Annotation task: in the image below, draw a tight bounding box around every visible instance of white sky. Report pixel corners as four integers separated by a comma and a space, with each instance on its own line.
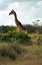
0, 0, 42, 26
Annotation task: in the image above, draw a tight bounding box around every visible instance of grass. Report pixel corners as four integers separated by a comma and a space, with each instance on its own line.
0, 43, 42, 65
0, 42, 26, 60
0, 33, 42, 65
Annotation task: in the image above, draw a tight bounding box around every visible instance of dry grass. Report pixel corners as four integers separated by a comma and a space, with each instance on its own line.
0, 45, 42, 65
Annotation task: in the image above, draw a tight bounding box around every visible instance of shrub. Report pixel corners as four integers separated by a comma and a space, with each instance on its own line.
0, 31, 31, 45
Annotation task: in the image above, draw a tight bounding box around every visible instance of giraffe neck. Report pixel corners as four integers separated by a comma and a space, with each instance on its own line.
13, 13, 18, 25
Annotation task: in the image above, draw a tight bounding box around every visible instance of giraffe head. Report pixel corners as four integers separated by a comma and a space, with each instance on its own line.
9, 9, 16, 15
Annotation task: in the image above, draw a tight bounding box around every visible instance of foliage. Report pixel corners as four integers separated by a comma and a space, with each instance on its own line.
0, 26, 16, 33
0, 25, 42, 34
25, 24, 42, 33
0, 31, 31, 45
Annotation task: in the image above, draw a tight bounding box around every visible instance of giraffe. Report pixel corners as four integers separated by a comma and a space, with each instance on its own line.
36, 30, 40, 45
9, 9, 27, 33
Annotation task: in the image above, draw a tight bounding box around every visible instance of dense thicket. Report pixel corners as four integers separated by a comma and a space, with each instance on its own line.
25, 25, 42, 33
0, 25, 42, 34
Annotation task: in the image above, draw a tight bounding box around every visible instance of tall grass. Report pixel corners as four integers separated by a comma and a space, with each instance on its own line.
0, 42, 26, 60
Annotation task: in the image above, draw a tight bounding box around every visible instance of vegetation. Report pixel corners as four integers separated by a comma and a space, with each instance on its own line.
0, 24, 42, 34
0, 42, 26, 60
0, 43, 42, 65
0, 25, 42, 65
0, 31, 31, 45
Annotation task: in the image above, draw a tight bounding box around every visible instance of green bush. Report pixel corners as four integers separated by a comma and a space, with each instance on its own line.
0, 31, 31, 45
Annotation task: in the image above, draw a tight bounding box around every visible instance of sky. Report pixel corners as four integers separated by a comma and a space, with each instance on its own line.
0, 0, 42, 26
